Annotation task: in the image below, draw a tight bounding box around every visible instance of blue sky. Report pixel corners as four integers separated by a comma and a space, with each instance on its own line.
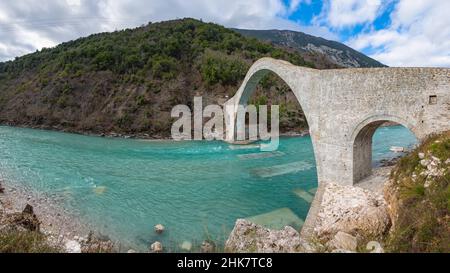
0, 0, 449, 67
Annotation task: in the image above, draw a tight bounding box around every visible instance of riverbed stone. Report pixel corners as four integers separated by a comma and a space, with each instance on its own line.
200, 240, 215, 253
180, 241, 192, 251
154, 224, 165, 234
150, 241, 163, 253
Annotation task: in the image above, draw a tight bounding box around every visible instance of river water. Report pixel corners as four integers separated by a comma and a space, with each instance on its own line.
0, 125, 417, 251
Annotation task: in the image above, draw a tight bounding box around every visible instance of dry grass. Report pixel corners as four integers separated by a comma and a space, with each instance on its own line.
0, 230, 60, 253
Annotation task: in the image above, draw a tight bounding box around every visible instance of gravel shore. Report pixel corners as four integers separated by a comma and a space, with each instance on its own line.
0, 178, 96, 250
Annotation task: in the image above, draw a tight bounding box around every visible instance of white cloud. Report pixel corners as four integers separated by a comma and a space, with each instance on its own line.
319, 0, 384, 28
349, 0, 450, 67
0, 0, 334, 61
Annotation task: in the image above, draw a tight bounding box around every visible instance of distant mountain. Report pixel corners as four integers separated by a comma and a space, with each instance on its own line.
233, 29, 386, 68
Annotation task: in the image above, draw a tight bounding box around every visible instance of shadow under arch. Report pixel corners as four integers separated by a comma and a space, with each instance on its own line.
351, 114, 419, 183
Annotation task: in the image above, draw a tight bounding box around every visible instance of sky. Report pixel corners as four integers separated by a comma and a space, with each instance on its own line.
0, 0, 449, 67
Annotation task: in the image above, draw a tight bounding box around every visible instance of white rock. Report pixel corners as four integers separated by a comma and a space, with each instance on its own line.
180, 241, 192, 251
314, 183, 390, 240
418, 153, 425, 159
445, 158, 450, 165
431, 156, 441, 163
326, 231, 358, 252
127, 249, 137, 253
420, 159, 430, 167
65, 240, 82, 253
150, 241, 163, 253
366, 241, 384, 253
154, 224, 165, 234
225, 219, 314, 253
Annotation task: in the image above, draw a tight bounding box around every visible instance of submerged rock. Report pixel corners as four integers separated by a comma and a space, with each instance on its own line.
225, 219, 314, 253
200, 240, 215, 253
314, 183, 390, 241
180, 241, 192, 251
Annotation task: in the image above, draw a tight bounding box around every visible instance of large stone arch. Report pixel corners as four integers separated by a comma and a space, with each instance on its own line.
225, 57, 450, 187
224, 58, 319, 143
223, 57, 322, 181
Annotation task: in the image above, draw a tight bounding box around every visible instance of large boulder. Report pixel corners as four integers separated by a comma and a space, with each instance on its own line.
0, 204, 41, 232
225, 219, 314, 253
65, 240, 82, 253
314, 183, 390, 241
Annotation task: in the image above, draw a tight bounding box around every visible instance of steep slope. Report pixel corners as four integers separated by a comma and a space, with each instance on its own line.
234, 29, 385, 68
384, 131, 450, 252
0, 18, 339, 138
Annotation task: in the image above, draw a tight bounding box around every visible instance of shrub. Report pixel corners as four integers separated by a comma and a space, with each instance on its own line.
201, 51, 248, 86
0, 230, 60, 253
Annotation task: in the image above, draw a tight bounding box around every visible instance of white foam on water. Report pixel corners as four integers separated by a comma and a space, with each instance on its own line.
293, 189, 314, 203
237, 151, 285, 160
245, 207, 304, 230
251, 161, 313, 178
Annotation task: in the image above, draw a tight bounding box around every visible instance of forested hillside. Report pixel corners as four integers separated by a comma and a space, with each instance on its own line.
0, 18, 340, 138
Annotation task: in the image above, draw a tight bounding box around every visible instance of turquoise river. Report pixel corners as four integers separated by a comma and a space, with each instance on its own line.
0, 125, 417, 251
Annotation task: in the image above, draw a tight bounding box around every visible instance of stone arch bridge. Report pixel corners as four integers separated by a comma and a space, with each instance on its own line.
224, 57, 450, 186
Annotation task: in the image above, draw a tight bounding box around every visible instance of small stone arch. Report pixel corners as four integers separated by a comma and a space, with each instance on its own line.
351, 114, 419, 183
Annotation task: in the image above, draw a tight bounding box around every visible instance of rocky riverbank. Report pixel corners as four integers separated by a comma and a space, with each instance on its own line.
0, 179, 116, 253
225, 181, 391, 253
